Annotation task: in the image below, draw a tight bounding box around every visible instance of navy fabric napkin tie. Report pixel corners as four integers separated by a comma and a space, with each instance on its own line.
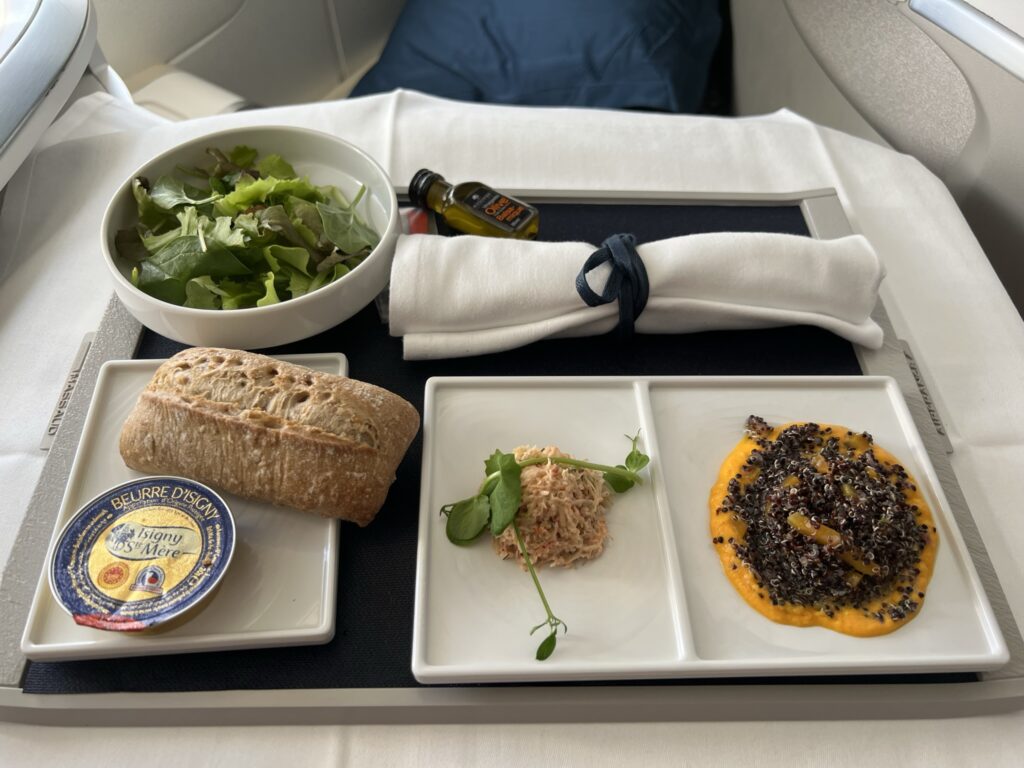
574, 233, 650, 337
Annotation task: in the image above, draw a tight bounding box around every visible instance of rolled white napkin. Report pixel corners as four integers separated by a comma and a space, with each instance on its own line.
388, 231, 885, 359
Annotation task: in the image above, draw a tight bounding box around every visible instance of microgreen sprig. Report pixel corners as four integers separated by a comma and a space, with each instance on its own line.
440, 432, 650, 661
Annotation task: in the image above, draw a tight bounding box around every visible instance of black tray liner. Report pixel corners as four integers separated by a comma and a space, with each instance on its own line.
23, 202, 974, 693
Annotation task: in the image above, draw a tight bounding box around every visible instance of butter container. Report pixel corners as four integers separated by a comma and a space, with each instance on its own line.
49, 476, 234, 632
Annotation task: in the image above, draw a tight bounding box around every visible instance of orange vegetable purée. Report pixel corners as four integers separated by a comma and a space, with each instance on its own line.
708, 422, 938, 636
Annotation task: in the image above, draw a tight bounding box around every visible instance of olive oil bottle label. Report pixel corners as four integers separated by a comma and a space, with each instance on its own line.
464, 186, 532, 232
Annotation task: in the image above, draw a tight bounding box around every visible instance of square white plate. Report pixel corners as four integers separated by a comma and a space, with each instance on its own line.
412, 376, 1008, 684
21, 354, 344, 662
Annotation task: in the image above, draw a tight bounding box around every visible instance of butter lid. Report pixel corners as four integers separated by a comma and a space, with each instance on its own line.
49, 476, 235, 632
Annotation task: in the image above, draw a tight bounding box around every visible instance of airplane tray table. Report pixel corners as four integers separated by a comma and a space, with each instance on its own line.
4, 191, 1021, 724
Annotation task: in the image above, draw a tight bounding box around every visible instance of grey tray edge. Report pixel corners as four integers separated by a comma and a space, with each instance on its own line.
2, 188, 1021, 724
2, 677, 1024, 726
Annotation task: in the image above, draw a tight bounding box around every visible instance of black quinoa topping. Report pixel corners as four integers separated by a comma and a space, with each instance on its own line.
716, 416, 930, 622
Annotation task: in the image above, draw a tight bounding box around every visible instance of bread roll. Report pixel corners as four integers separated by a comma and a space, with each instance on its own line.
119, 348, 419, 526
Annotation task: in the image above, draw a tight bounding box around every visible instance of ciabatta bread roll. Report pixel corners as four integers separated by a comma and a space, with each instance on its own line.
119, 348, 419, 526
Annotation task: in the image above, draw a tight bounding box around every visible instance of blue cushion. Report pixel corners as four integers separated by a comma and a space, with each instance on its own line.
351, 0, 722, 112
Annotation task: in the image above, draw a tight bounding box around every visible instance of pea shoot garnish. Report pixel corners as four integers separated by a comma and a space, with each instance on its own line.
440, 432, 650, 661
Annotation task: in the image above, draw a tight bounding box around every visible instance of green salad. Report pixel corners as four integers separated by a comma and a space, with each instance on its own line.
115, 145, 380, 310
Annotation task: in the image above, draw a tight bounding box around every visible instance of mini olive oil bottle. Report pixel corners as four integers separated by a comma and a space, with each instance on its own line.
408, 169, 539, 239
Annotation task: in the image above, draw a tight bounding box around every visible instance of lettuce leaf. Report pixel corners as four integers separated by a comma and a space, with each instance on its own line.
264, 244, 313, 276
114, 229, 149, 263
287, 268, 313, 298
308, 262, 351, 293
257, 154, 296, 179
119, 145, 379, 310
138, 206, 197, 254
256, 272, 280, 307
213, 175, 321, 216
316, 190, 379, 254
132, 178, 177, 231
183, 276, 225, 309
233, 213, 275, 247
201, 215, 246, 248
219, 278, 265, 310
285, 196, 334, 253
149, 176, 220, 210
256, 205, 316, 254
136, 261, 186, 304
229, 145, 258, 168
148, 236, 251, 281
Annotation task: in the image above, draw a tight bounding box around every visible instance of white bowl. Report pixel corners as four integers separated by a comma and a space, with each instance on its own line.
101, 126, 399, 349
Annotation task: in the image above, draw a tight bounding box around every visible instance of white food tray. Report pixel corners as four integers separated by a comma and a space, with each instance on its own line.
20, 354, 343, 662
412, 376, 1008, 684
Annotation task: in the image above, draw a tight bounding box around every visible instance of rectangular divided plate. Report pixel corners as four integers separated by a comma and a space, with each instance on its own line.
412, 376, 1007, 684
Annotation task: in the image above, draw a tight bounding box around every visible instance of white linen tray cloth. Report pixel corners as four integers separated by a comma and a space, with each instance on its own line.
2, 89, 1023, 763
